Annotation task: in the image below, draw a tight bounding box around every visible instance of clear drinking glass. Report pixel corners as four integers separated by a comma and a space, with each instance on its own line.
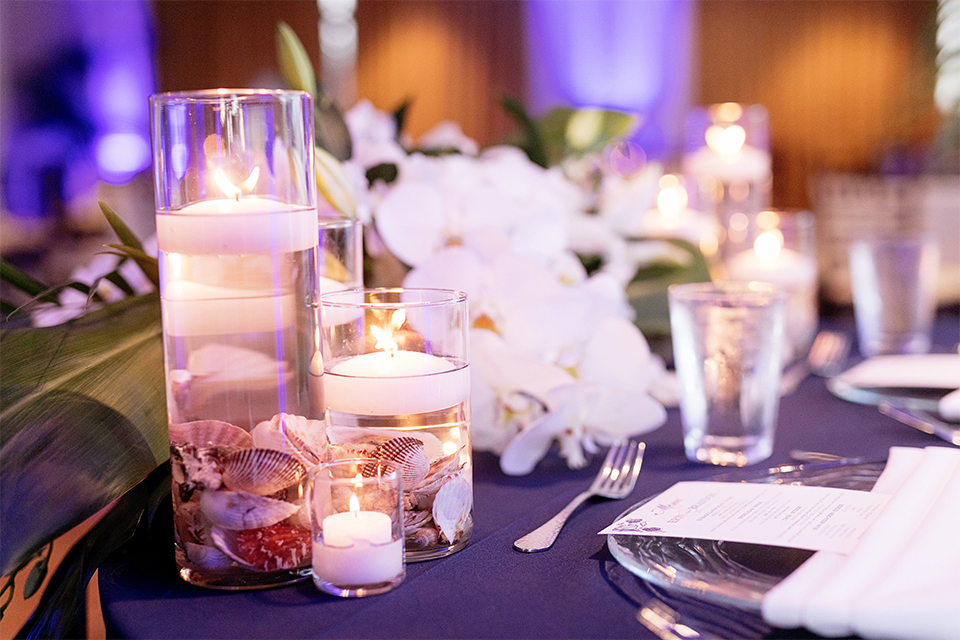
318, 288, 472, 561
849, 235, 940, 357
152, 88, 321, 589
309, 458, 406, 597
669, 282, 787, 466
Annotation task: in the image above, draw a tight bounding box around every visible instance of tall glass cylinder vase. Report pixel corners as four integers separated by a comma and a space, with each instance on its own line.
151, 89, 323, 589
318, 288, 472, 561
682, 102, 772, 254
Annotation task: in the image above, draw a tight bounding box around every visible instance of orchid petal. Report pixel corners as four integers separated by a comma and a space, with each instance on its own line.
471, 329, 574, 403
499, 409, 569, 476
374, 181, 447, 266
404, 246, 484, 301
578, 316, 653, 390
545, 383, 666, 441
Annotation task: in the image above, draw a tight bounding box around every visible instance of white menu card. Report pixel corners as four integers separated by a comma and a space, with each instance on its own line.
600, 481, 890, 554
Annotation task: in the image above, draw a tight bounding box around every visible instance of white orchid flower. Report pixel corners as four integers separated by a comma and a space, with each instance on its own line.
417, 121, 479, 155
374, 151, 576, 269
403, 238, 665, 474
498, 316, 667, 475
344, 99, 407, 170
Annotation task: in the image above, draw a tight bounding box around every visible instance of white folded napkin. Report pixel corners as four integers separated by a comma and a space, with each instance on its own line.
833, 354, 960, 390
761, 446, 960, 640
939, 388, 960, 421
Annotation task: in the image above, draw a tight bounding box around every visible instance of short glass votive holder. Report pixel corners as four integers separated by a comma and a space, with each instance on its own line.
309, 458, 405, 597
318, 288, 473, 562
721, 209, 818, 366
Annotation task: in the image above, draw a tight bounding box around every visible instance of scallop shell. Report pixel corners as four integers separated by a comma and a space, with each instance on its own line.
412, 449, 462, 495
409, 526, 439, 549
251, 413, 326, 467
184, 541, 235, 569
432, 476, 472, 544
200, 489, 300, 530
403, 508, 433, 534
169, 420, 252, 449
363, 436, 430, 489
221, 449, 305, 496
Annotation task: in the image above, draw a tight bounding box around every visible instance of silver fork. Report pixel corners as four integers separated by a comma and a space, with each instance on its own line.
513, 440, 645, 553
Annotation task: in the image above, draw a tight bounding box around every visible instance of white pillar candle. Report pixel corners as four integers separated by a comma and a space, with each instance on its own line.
726, 236, 818, 362
325, 351, 470, 416
157, 197, 318, 255
312, 538, 403, 586
161, 280, 296, 336
313, 505, 402, 586
725, 246, 817, 289
683, 144, 772, 184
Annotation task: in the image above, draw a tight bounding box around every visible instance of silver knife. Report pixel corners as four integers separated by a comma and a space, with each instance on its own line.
879, 401, 960, 446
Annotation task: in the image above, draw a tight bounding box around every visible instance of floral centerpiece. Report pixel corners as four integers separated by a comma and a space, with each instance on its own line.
0, 23, 712, 636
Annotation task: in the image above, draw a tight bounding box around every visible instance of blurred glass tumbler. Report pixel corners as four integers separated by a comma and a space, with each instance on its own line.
849, 236, 940, 357
152, 89, 321, 589
309, 459, 405, 597
319, 288, 472, 561
669, 282, 787, 466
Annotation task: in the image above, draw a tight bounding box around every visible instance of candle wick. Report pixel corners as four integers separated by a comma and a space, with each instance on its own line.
234, 193, 240, 202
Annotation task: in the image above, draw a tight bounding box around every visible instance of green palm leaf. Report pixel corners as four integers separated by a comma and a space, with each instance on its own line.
0, 293, 168, 577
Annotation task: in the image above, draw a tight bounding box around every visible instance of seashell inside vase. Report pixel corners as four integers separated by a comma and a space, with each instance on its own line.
210, 522, 311, 572
361, 436, 430, 489
200, 489, 300, 530
221, 448, 305, 496
251, 413, 326, 467
432, 475, 472, 544
169, 419, 253, 449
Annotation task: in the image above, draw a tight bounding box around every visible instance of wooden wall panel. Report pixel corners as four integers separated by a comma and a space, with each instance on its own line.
697, 0, 939, 209
354, 0, 525, 146
154, 0, 320, 92
151, 0, 939, 209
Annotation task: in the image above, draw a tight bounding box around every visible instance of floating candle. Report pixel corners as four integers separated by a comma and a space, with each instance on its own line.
313, 496, 403, 587
325, 351, 470, 416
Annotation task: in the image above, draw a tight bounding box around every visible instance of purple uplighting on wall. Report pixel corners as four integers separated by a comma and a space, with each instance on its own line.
524, 0, 696, 160
1, 0, 155, 221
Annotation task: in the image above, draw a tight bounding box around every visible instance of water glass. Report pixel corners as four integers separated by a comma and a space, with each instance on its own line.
669, 282, 787, 466
848, 235, 940, 357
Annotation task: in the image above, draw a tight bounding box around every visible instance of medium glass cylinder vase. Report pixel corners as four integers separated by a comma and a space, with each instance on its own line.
318, 288, 473, 561
151, 88, 322, 589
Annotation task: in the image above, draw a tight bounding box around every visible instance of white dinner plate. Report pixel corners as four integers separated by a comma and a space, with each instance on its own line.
607, 459, 886, 612
826, 354, 960, 411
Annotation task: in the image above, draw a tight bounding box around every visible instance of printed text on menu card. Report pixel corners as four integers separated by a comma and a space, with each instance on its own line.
600, 482, 890, 553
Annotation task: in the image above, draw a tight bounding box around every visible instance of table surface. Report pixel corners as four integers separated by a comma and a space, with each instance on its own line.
98, 309, 960, 639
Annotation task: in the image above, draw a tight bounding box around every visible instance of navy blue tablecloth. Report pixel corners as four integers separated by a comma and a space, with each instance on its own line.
98, 310, 959, 639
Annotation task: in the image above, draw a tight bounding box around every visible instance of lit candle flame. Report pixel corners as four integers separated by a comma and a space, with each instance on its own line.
705, 124, 746, 156
754, 230, 783, 260
656, 174, 688, 225
215, 167, 259, 201
349, 494, 360, 516
371, 309, 405, 355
